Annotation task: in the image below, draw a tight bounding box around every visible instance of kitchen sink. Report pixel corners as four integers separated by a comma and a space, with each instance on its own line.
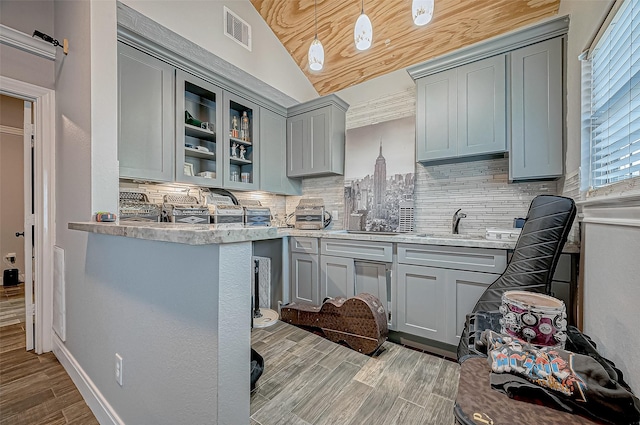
414, 233, 484, 240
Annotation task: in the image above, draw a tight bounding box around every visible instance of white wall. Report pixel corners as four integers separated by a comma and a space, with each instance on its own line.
120, 0, 317, 103
0, 95, 25, 277
581, 216, 640, 393
0, 0, 55, 89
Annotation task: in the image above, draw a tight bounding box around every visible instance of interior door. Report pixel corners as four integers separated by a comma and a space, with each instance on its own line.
23, 100, 34, 351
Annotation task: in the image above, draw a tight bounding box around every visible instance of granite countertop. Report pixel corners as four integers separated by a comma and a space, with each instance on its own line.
68, 222, 278, 245
69, 222, 580, 253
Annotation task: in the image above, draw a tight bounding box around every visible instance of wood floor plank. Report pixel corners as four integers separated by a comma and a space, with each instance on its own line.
316, 342, 369, 370
345, 384, 401, 425
422, 393, 456, 425
291, 361, 361, 424
431, 360, 460, 401
384, 397, 427, 425
399, 353, 444, 407
0, 388, 56, 417
251, 392, 270, 416
252, 364, 330, 425
353, 342, 401, 386
313, 380, 373, 425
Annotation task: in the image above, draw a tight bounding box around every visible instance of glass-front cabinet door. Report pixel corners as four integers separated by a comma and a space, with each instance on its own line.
176, 69, 223, 187
223, 91, 259, 190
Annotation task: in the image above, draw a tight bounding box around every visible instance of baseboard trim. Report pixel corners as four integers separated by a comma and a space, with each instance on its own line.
52, 334, 124, 425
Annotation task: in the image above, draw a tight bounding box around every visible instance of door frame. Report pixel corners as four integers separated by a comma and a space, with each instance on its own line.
1, 76, 55, 354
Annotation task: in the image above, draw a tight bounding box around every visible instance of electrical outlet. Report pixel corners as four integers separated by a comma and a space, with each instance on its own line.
115, 353, 123, 386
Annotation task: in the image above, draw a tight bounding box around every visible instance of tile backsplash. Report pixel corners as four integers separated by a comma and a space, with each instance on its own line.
121, 88, 568, 238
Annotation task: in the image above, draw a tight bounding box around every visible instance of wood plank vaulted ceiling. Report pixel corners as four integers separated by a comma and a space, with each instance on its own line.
250, 0, 561, 96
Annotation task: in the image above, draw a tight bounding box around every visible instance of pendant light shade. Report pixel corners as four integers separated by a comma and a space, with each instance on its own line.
412, 0, 434, 26
308, 37, 324, 71
354, 0, 372, 51
308, 0, 324, 71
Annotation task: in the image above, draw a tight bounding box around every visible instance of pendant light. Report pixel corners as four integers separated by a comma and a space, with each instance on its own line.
308, 0, 324, 71
354, 0, 372, 51
412, 0, 434, 26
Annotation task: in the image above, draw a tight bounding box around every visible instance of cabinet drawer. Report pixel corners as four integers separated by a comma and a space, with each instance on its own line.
290, 237, 319, 254
321, 239, 392, 262
397, 243, 507, 274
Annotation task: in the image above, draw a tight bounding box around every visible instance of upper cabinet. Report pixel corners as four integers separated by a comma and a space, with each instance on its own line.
408, 16, 568, 180
510, 37, 563, 181
286, 94, 349, 178
259, 108, 302, 195
415, 55, 506, 162
176, 69, 223, 187
118, 42, 174, 182
222, 92, 259, 191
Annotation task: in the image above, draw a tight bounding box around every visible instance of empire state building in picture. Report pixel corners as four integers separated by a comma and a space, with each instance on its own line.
373, 140, 386, 218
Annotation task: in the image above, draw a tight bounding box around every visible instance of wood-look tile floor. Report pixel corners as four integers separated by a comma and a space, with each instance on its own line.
0, 285, 98, 425
251, 321, 459, 425
0, 283, 26, 328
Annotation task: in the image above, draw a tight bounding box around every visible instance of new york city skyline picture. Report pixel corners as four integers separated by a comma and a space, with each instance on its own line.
343, 116, 415, 233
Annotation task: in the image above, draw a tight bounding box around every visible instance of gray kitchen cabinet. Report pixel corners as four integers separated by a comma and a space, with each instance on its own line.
415, 68, 457, 161
445, 269, 501, 345
510, 37, 563, 180
259, 108, 302, 195
414, 55, 506, 163
286, 94, 349, 177
320, 255, 355, 300
397, 243, 506, 345
175, 69, 223, 187
354, 261, 389, 319
223, 91, 259, 190
397, 263, 500, 345
396, 264, 448, 342
118, 42, 174, 182
290, 237, 320, 305
457, 55, 506, 157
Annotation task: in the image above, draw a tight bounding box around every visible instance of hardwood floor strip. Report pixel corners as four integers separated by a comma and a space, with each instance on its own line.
346, 384, 401, 425
353, 341, 401, 386
384, 397, 427, 425
313, 380, 373, 425
252, 364, 330, 425
431, 360, 461, 401
291, 361, 361, 424
422, 393, 456, 425
316, 342, 369, 370
398, 353, 444, 407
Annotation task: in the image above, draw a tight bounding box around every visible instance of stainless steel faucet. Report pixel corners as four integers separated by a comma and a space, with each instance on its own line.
452, 209, 467, 234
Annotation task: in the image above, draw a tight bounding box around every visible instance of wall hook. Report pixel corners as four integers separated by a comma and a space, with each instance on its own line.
32, 30, 68, 55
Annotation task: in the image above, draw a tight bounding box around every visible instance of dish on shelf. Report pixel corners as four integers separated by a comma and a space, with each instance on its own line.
195, 146, 210, 152
184, 147, 215, 159
198, 171, 216, 179
183, 162, 194, 176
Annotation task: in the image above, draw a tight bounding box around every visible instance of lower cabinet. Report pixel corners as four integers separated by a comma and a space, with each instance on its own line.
396, 264, 500, 346
320, 255, 354, 300
396, 264, 448, 342
290, 252, 319, 305
319, 256, 388, 304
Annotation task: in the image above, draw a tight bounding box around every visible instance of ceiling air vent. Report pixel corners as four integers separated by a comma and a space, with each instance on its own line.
224, 6, 252, 51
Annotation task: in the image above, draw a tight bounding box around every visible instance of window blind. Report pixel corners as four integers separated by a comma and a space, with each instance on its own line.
588, 0, 639, 188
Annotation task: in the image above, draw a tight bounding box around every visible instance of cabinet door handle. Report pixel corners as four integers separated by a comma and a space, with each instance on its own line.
15, 232, 25, 237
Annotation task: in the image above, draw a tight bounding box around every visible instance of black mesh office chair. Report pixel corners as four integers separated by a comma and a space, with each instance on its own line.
457, 195, 577, 360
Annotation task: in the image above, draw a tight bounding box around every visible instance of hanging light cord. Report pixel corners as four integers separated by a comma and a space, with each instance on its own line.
361, 0, 364, 14
314, 0, 318, 39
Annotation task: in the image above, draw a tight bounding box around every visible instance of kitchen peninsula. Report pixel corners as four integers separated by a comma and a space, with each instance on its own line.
69, 222, 277, 425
